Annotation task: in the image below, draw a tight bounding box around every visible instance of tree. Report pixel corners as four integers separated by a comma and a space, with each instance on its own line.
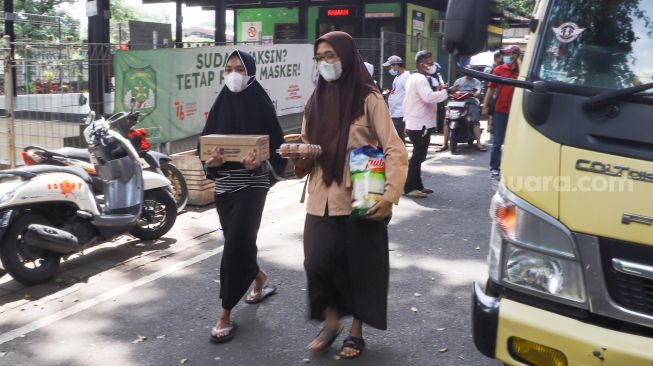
497, 0, 535, 16
2, 0, 81, 41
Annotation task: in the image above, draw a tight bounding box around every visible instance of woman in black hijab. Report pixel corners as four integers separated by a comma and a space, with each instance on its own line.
201, 49, 286, 343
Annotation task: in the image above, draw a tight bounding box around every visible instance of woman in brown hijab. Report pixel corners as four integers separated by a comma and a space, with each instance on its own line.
294, 31, 408, 359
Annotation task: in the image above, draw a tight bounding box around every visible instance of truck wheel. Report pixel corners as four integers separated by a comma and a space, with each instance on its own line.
160, 162, 188, 213
0, 214, 61, 285
130, 189, 177, 241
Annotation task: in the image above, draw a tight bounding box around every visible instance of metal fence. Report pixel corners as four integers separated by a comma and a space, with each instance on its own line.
0, 33, 437, 167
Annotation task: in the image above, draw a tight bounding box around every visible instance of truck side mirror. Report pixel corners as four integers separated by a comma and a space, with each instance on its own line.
444, 0, 490, 56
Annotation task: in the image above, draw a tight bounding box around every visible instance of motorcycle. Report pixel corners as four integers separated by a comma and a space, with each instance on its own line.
0, 111, 177, 285
445, 91, 481, 153
21, 105, 189, 213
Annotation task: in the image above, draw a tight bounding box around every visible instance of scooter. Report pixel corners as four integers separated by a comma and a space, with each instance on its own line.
445, 91, 481, 153
21, 106, 188, 213
0, 111, 177, 285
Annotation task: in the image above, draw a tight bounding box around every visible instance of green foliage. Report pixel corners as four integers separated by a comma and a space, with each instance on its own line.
497, 0, 536, 16
42, 69, 55, 81
5, 0, 81, 41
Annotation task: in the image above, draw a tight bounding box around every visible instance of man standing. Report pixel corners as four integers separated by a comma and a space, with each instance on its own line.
383, 55, 410, 141
482, 51, 504, 141
482, 45, 521, 178
403, 50, 458, 198
439, 67, 486, 152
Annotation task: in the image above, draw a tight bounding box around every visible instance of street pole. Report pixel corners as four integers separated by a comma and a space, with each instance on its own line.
175, 0, 183, 48
379, 28, 384, 89
4, 35, 16, 168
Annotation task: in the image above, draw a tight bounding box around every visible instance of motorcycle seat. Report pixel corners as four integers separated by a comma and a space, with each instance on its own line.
4, 165, 93, 184
50, 147, 91, 161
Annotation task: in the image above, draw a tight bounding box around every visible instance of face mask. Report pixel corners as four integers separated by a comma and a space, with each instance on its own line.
427, 64, 437, 75
318, 60, 343, 82
503, 56, 513, 65
389, 68, 398, 76
225, 72, 249, 93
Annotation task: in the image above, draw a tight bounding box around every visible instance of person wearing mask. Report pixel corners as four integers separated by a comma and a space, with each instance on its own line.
482, 51, 504, 141
482, 45, 521, 178
428, 63, 447, 134
382, 55, 410, 142
438, 66, 486, 152
403, 50, 458, 198
201, 50, 287, 343
293, 31, 408, 359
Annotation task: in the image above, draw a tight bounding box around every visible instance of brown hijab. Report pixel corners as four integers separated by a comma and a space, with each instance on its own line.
305, 31, 377, 186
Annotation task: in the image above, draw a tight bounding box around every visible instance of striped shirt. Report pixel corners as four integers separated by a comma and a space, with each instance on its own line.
213, 167, 270, 195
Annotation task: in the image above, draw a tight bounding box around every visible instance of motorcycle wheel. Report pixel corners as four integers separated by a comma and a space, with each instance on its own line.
130, 188, 177, 241
160, 162, 188, 213
0, 214, 61, 285
450, 131, 458, 154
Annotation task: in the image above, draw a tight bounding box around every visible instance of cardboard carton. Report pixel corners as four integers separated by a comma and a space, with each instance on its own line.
199, 134, 270, 162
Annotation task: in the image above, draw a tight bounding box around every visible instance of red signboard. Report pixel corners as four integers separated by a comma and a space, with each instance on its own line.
327, 9, 350, 16
320, 6, 357, 18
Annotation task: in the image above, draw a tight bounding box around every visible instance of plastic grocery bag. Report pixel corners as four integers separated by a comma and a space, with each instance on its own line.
350, 145, 386, 217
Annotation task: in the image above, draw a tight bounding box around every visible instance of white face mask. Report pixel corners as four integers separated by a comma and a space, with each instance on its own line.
318, 60, 343, 82
225, 72, 249, 93
427, 64, 437, 75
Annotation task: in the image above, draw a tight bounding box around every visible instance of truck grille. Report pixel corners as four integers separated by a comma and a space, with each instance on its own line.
601, 238, 653, 317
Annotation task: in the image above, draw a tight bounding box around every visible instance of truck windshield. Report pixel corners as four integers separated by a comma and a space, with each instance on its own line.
536, 0, 653, 90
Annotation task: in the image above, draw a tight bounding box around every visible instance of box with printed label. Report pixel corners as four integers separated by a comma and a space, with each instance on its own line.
199, 134, 270, 162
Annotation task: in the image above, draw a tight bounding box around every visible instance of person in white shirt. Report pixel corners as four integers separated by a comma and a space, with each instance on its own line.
402, 50, 458, 198
382, 55, 410, 142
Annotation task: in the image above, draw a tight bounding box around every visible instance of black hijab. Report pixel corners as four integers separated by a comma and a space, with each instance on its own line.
201, 50, 286, 175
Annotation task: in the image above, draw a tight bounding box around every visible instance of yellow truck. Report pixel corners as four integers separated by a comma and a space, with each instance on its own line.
444, 1, 653, 365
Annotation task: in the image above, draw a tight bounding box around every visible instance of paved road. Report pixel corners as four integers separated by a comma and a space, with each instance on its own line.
0, 135, 500, 366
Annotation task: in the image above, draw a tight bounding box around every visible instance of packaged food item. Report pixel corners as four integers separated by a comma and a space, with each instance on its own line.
200, 134, 269, 162
278, 143, 322, 159
350, 146, 385, 217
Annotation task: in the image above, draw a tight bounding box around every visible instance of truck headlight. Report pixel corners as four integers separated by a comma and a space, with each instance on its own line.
488, 183, 587, 307
504, 244, 586, 303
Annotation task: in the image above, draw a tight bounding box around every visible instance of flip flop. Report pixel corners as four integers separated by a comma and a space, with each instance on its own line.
209, 321, 238, 344
476, 146, 487, 152
339, 336, 366, 359
244, 285, 277, 304
436, 147, 449, 152
309, 324, 343, 355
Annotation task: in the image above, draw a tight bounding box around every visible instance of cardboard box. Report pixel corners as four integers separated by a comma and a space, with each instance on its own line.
199, 134, 270, 162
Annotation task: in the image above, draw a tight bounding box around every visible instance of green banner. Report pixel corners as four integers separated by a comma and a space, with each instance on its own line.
114, 44, 315, 143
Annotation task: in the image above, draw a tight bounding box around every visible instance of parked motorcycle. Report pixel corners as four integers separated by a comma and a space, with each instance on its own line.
21, 106, 189, 213
445, 91, 481, 153
0, 112, 177, 285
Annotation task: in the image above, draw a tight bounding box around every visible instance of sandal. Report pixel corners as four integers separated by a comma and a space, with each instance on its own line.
476, 145, 487, 152
209, 321, 238, 344
436, 146, 449, 152
245, 285, 277, 304
339, 336, 366, 359
309, 324, 343, 355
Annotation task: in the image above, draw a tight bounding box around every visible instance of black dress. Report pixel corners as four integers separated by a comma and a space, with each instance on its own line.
200, 50, 286, 311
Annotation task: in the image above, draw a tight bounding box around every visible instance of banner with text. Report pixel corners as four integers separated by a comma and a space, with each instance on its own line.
114, 44, 316, 143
